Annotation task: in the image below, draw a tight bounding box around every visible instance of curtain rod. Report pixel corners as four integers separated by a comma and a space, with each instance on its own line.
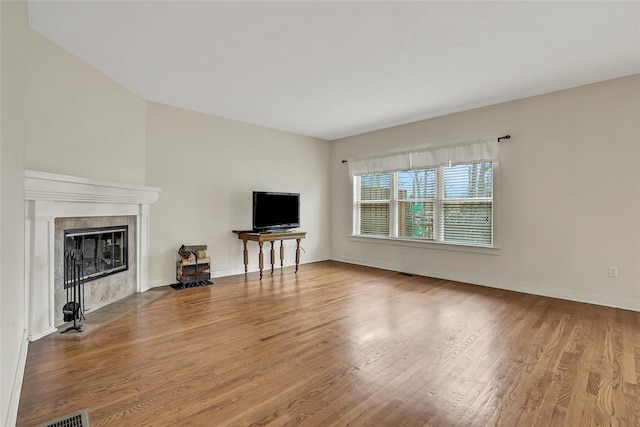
341, 135, 510, 163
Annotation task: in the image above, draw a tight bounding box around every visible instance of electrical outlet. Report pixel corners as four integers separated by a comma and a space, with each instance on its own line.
608, 266, 618, 278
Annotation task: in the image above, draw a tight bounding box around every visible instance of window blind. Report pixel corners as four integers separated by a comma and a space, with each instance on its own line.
439, 162, 493, 245
439, 163, 493, 245
357, 173, 391, 236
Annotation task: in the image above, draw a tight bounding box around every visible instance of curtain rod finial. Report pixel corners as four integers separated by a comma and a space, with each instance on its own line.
498, 135, 511, 142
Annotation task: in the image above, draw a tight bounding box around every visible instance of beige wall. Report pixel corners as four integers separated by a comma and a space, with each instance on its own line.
26, 30, 147, 185
331, 74, 640, 310
1, 2, 28, 425
145, 103, 331, 284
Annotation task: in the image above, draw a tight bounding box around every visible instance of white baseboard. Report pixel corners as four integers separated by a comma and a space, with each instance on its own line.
211, 257, 327, 279
147, 258, 329, 289
28, 326, 57, 342
5, 328, 29, 427
332, 255, 640, 312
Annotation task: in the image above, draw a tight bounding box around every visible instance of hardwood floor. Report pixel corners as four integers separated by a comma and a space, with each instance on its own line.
17, 261, 640, 426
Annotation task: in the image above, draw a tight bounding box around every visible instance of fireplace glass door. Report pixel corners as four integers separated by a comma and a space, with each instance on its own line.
64, 226, 128, 286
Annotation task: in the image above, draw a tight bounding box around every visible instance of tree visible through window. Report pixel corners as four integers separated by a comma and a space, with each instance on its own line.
354, 162, 493, 246
397, 169, 435, 239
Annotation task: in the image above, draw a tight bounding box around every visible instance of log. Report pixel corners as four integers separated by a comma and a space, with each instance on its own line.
177, 263, 210, 282
180, 244, 207, 252
177, 257, 211, 266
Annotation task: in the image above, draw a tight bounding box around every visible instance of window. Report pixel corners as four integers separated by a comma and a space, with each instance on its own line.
356, 173, 391, 236
354, 162, 493, 246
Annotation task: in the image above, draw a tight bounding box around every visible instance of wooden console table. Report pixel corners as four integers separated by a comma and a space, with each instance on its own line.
233, 230, 306, 279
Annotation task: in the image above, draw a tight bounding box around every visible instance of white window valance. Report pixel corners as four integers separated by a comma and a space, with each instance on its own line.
347, 138, 499, 176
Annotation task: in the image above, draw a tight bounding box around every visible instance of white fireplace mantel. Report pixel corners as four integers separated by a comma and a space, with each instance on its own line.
24, 170, 161, 341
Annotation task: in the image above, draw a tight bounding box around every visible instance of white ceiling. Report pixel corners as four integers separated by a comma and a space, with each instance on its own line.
28, 1, 640, 141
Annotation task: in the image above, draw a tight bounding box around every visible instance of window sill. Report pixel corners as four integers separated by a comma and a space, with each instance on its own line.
349, 235, 500, 255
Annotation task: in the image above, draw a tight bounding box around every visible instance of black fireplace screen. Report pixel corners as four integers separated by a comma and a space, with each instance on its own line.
64, 225, 128, 287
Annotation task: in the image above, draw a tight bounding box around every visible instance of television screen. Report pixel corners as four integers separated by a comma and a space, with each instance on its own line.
252, 191, 300, 232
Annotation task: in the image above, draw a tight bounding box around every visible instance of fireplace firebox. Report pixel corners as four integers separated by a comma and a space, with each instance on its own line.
64, 225, 128, 286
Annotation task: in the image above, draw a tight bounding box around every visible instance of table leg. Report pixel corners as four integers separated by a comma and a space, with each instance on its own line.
270, 241, 275, 274
258, 242, 264, 279
280, 240, 285, 269
295, 238, 301, 273
242, 240, 248, 274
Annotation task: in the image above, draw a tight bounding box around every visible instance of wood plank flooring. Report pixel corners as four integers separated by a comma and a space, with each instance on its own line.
16, 261, 640, 426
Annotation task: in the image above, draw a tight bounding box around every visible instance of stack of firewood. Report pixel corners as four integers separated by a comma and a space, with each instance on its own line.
176, 244, 211, 284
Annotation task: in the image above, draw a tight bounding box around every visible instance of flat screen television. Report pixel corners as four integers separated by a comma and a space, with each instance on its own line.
252, 191, 300, 232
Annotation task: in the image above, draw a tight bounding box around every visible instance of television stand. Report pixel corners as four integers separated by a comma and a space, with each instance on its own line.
232, 230, 306, 279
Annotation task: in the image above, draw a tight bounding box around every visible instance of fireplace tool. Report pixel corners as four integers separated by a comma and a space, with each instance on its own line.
61, 248, 86, 333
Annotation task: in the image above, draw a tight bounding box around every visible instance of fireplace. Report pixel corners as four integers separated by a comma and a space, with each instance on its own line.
64, 225, 129, 286
25, 170, 161, 340
54, 218, 136, 327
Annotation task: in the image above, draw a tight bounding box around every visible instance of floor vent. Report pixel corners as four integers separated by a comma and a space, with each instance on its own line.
40, 409, 90, 427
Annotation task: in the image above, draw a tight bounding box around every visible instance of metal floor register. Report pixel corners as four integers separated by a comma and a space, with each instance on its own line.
40, 409, 90, 427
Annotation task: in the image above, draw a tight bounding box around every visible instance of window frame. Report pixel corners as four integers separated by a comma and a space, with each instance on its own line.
352, 161, 500, 253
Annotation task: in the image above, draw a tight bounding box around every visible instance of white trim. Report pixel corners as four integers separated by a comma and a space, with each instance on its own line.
349, 235, 501, 255
27, 326, 58, 341
5, 328, 29, 427
24, 169, 161, 204
331, 255, 640, 312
